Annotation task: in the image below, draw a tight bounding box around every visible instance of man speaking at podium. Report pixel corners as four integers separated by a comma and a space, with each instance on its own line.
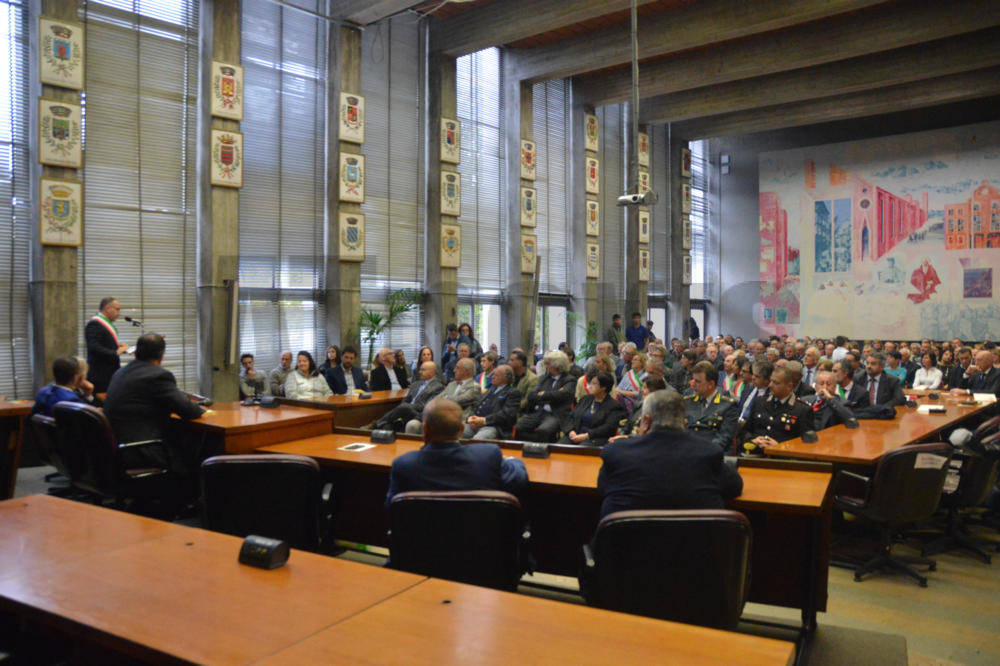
85, 297, 129, 393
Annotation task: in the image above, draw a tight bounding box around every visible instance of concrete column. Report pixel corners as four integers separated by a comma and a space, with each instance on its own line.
424, 50, 458, 349
667, 125, 691, 340
30, 0, 81, 387
196, 0, 240, 399
325, 26, 363, 352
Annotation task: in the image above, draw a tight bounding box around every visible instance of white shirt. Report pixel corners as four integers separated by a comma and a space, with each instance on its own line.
831, 347, 848, 363
913, 366, 943, 390
344, 367, 356, 391
387, 367, 401, 390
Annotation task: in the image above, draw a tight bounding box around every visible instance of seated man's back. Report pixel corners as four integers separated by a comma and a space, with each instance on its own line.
386, 397, 527, 507
597, 390, 742, 519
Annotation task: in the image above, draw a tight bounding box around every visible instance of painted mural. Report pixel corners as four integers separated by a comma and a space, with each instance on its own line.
758, 121, 1000, 341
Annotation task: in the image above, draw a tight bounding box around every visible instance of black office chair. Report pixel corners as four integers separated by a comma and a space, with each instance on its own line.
388, 490, 530, 591
200, 454, 334, 553
580, 509, 752, 630
52, 401, 175, 509
26, 414, 75, 494
834, 442, 953, 586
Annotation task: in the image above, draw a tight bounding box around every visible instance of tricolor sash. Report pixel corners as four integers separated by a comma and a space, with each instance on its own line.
90, 314, 119, 347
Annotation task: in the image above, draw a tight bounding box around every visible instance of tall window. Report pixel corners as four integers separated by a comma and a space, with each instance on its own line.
239, 0, 327, 367
80, 0, 199, 390
531, 78, 570, 297
0, 0, 29, 397
689, 139, 709, 298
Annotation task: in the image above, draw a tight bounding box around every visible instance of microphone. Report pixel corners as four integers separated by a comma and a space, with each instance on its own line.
124, 315, 144, 327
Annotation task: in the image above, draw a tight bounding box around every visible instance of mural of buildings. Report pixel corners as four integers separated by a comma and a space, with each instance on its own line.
945, 180, 1000, 250
759, 192, 788, 289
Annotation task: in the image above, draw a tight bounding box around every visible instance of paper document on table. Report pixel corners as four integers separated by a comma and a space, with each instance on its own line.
913, 453, 947, 470
338, 442, 376, 452
972, 393, 997, 403
916, 404, 946, 414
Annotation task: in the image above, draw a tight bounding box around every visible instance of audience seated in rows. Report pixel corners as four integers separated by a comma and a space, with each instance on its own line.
559, 372, 625, 447
371, 348, 410, 391
32, 355, 97, 417
326, 346, 367, 395
373, 362, 445, 433
238, 353, 270, 399
284, 350, 333, 400
463, 365, 522, 440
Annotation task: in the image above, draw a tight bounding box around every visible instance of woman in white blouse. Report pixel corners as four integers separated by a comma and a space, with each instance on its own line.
284, 350, 334, 400
912, 352, 943, 390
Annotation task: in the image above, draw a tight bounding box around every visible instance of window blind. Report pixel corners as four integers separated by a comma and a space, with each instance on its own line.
597, 104, 625, 324
359, 15, 424, 357
690, 139, 709, 298
0, 0, 29, 398
530, 77, 570, 296
79, 0, 199, 390
238, 0, 326, 368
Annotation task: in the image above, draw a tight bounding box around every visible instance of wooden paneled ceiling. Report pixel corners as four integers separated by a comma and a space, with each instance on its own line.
406, 0, 1000, 138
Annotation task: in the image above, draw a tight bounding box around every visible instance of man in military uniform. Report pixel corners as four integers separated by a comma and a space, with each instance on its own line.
806, 370, 857, 430
740, 364, 815, 456
684, 361, 738, 451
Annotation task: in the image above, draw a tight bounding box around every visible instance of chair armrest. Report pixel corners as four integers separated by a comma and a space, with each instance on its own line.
117, 439, 165, 449
582, 543, 595, 570
833, 469, 871, 506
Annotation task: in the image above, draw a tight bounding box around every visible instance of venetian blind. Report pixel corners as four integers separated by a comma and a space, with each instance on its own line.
238, 0, 327, 368
598, 104, 625, 324
0, 0, 29, 398
359, 14, 424, 358
690, 139, 709, 298
79, 0, 199, 390
530, 77, 570, 296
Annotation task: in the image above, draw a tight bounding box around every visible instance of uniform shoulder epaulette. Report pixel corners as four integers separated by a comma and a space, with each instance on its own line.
718, 393, 736, 403
793, 397, 810, 406
682, 393, 696, 400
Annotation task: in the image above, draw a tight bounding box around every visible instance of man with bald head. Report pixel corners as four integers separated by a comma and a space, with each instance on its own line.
370, 347, 410, 391
463, 365, 522, 440
405, 357, 481, 434
385, 398, 528, 506
372, 361, 445, 433
951, 349, 1000, 395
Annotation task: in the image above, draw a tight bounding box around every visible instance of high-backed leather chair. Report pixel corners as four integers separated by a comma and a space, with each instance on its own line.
52, 401, 172, 507
834, 442, 953, 586
580, 509, 752, 630
28, 414, 68, 480
919, 449, 998, 563
200, 454, 334, 553
388, 490, 530, 591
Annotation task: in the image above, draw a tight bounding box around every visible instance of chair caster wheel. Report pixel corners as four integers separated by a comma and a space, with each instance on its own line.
928, 562, 936, 571
919, 579, 928, 587
853, 572, 862, 582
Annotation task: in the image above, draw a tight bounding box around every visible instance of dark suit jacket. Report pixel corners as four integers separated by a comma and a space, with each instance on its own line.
386, 441, 528, 507
854, 372, 906, 408
805, 394, 855, 431
405, 377, 446, 412
103, 360, 205, 444
795, 382, 816, 398
946, 364, 970, 391
85, 318, 122, 393
325, 365, 368, 394
958, 366, 1000, 394
903, 361, 919, 388
597, 429, 744, 519
370, 365, 410, 391
561, 395, 626, 446
839, 382, 869, 410
472, 385, 522, 438
523, 373, 576, 416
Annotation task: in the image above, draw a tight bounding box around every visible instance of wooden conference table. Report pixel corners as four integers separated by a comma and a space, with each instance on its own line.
260, 432, 833, 631
184, 401, 335, 454
766, 390, 996, 466
0, 400, 32, 500
281, 389, 408, 427
0, 494, 795, 665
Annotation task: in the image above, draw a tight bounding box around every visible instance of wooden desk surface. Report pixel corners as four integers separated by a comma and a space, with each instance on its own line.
185, 400, 333, 433
282, 389, 409, 410
259, 433, 831, 515
261, 577, 795, 666
766, 393, 993, 465
0, 495, 426, 664
0, 400, 32, 417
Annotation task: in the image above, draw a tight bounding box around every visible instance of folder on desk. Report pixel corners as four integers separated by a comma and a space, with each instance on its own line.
916, 404, 946, 414
972, 393, 997, 404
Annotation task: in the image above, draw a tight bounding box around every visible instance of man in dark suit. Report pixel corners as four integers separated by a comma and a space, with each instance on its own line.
738, 360, 772, 421
463, 365, 522, 440
385, 397, 528, 507
444, 342, 479, 383
854, 352, 906, 408
947, 347, 974, 391
370, 348, 410, 391
899, 347, 920, 388
326, 346, 368, 394
85, 297, 129, 393
806, 370, 857, 430
373, 361, 445, 432
597, 389, 743, 519
103, 333, 205, 474
951, 350, 1000, 396
832, 360, 867, 409
559, 372, 626, 447
515, 351, 576, 442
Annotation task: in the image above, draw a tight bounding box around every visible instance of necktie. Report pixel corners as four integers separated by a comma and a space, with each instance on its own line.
869, 378, 877, 405
806, 368, 813, 386
975, 373, 985, 390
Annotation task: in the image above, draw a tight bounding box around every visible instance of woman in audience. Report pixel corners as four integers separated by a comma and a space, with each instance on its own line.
284, 350, 333, 400
938, 348, 955, 374
476, 351, 498, 392
576, 354, 617, 402
458, 322, 483, 359
615, 351, 647, 412
318, 345, 340, 375
559, 372, 626, 447
411, 346, 435, 378
912, 351, 943, 389
884, 350, 908, 384
394, 349, 411, 383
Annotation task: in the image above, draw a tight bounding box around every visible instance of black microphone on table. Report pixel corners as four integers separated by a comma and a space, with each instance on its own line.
123, 315, 144, 327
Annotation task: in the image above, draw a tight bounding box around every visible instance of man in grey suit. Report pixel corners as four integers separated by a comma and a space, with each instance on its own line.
373, 361, 445, 432
405, 358, 481, 434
